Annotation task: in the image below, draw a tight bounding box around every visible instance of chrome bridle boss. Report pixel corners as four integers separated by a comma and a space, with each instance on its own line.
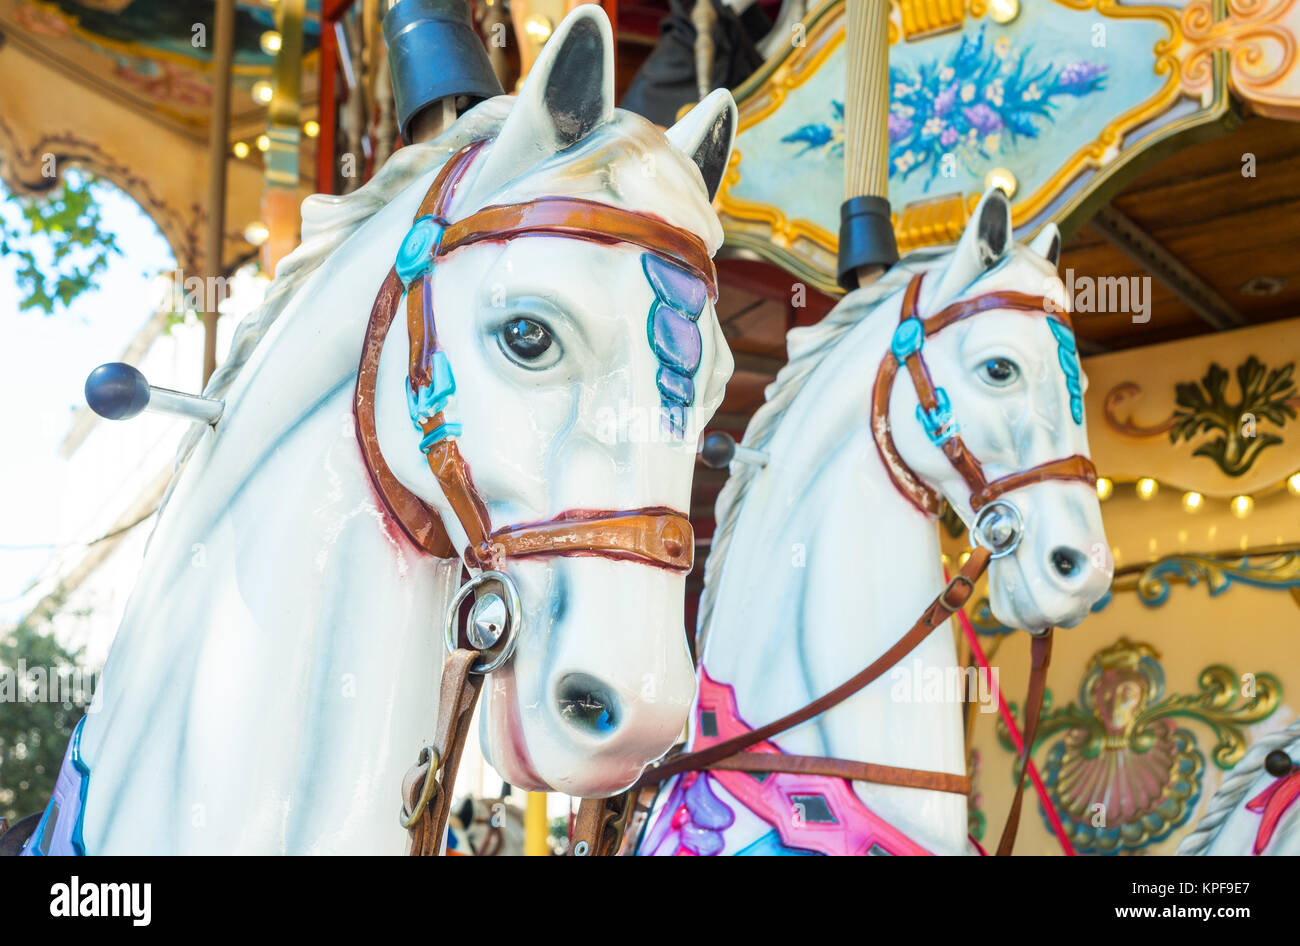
970, 500, 1023, 558
444, 570, 522, 674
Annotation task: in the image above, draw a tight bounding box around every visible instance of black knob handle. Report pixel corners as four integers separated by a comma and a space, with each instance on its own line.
85, 362, 150, 420
1265, 749, 1294, 778
698, 431, 736, 469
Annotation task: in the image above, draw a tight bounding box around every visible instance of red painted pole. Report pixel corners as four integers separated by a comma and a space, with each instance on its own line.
317, 0, 359, 194
317, 21, 338, 193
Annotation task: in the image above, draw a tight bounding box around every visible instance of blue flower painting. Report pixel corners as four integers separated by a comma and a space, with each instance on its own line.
781, 26, 1108, 190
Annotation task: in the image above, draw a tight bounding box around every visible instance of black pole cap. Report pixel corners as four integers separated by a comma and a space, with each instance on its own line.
836, 195, 899, 292
384, 0, 504, 143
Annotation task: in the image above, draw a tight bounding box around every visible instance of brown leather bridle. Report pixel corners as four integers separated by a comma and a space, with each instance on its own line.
353, 140, 724, 855
358, 140, 714, 576
872, 271, 1097, 520
603, 269, 1099, 857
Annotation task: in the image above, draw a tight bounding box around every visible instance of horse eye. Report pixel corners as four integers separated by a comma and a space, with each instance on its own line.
980, 357, 1020, 387
499, 317, 557, 367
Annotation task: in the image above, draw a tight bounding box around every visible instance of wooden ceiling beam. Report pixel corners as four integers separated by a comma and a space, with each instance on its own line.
1089, 204, 1248, 332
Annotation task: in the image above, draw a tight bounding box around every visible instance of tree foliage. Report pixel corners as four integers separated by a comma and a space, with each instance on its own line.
0, 172, 122, 314
0, 600, 88, 823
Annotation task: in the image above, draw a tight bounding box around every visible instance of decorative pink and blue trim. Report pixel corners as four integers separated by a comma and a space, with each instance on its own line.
641, 671, 931, 856
22, 717, 90, 856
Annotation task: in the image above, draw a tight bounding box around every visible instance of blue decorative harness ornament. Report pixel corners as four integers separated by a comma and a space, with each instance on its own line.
892, 316, 958, 445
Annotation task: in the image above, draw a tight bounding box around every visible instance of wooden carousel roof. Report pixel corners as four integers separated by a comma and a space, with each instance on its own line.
0, 0, 326, 275
0, 0, 320, 143
1063, 113, 1300, 353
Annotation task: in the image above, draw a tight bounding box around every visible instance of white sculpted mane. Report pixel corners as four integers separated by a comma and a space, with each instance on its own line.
696, 246, 951, 647
163, 93, 725, 520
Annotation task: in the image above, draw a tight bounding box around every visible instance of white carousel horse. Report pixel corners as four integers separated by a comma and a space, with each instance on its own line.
1178, 717, 1300, 856
635, 191, 1113, 856
20, 7, 738, 855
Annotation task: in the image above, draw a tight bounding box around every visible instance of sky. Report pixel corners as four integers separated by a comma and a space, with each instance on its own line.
0, 177, 176, 620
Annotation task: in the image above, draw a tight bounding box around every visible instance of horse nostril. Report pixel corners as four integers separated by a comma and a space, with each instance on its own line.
1050, 547, 1085, 579
555, 673, 619, 736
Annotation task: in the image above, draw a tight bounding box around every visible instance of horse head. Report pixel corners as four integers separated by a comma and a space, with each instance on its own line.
884, 188, 1112, 632
373, 7, 736, 796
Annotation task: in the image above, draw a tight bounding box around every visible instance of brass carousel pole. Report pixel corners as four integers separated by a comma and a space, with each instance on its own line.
203, 0, 236, 386
262, 0, 307, 275
837, 0, 898, 291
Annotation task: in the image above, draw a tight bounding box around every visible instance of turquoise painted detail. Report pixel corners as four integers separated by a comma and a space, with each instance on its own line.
396, 215, 444, 287
419, 423, 463, 452
735, 829, 821, 856
891, 318, 925, 363
917, 387, 958, 445
641, 254, 707, 438
1048, 318, 1084, 424
407, 351, 456, 428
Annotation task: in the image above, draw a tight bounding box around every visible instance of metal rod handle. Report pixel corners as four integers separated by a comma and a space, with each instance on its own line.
85, 363, 224, 426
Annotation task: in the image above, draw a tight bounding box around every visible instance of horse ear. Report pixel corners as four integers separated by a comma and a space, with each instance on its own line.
463, 6, 615, 205
1030, 223, 1061, 269
665, 89, 738, 202
928, 187, 1013, 306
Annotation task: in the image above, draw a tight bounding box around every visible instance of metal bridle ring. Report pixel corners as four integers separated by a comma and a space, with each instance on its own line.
444, 569, 522, 674
970, 500, 1024, 559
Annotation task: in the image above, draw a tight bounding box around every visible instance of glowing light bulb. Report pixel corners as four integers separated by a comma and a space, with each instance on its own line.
990, 0, 1021, 24
1182, 491, 1203, 512
243, 222, 270, 247
1231, 495, 1254, 518
253, 80, 274, 105
984, 167, 1018, 199
1136, 478, 1158, 500
256, 134, 271, 152
1095, 477, 1113, 501
260, 31, 282, 55
303, 120, 320, 138
1288, 472, 1300, 496
232, 141, 250, 159
524, 14, 553, 41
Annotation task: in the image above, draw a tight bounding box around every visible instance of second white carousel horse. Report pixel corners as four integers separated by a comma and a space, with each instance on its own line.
635, 190, 1113, 855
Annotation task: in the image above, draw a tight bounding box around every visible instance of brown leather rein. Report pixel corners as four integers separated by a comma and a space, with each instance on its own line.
353, 140, 724, 855
611, 270, 1097, 857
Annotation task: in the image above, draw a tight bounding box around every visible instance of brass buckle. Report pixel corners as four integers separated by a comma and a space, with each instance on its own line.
940, 573, 975, 611
400, 745, 441, 830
